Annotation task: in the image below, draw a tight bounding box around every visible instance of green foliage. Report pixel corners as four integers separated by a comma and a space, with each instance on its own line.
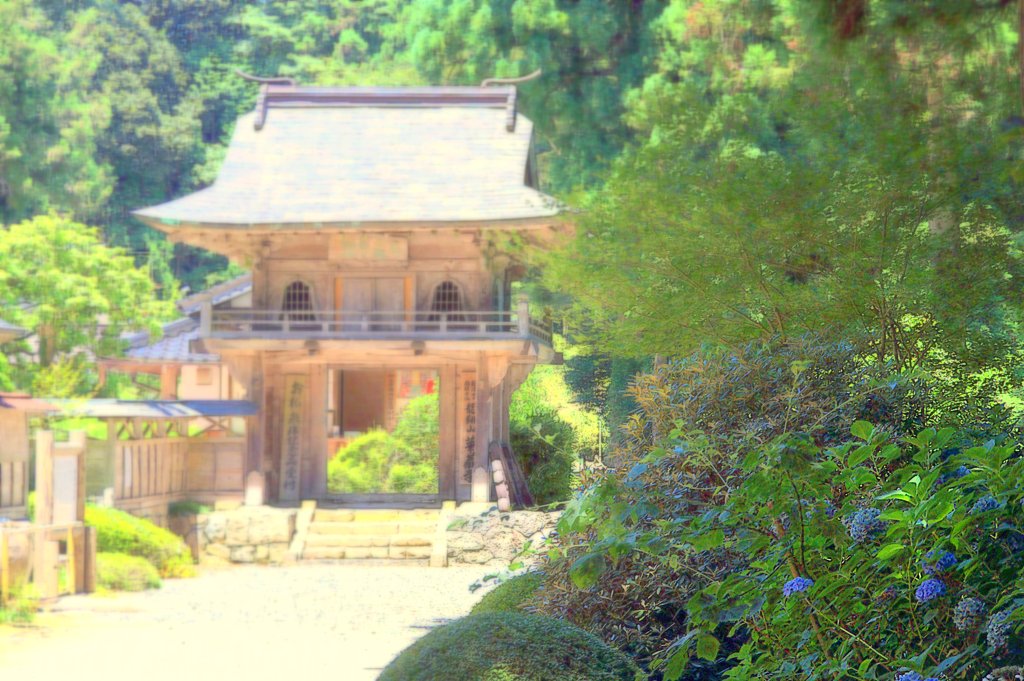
664, 425, 1024, 680
327, 392, 439, 494
471, 572, 544, 616
533, 339, 931, 674
0, 584, 38, 625
85, 506, 194, 578
378, 612, 643, 681
96, 552, 161, 592
0, 215, 172, 391
168, 500, 210, 517
546, 0, 1024, 379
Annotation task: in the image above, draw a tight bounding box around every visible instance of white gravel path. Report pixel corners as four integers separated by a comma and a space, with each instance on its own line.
0, 563, 495, 681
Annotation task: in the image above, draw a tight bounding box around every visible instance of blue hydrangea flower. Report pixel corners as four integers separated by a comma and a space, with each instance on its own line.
895, 672, 939, 681
915, 579, 947, 603
921, 550, 957, 575
672, 445, 685, 455
936, 464, 970, 486
783, 577, 813, 597
843, 507, 885, 543
970, 495, 1001, 515
953, 597, 986, 632
987, 610, 1013, 649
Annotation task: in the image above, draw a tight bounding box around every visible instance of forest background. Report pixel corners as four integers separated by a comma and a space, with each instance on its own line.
4, 0, 1024, 427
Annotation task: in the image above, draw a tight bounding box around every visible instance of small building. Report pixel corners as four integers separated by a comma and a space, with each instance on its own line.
133, 82, 567, 505
100, 274, 253, 400
0, 319, 26, 345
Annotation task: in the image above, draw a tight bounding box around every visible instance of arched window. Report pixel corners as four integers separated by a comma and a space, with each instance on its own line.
431, 281, 464, 313
282, 281, 315, 322
429, 280, 467, 328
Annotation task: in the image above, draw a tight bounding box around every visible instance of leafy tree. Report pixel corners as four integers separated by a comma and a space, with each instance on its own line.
0, 215, 172, 392
0, 0, 111, 224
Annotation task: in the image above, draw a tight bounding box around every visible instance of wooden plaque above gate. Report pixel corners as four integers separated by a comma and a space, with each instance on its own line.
328, 234, 408, 265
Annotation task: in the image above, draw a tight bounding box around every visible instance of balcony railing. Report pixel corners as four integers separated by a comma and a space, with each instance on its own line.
200, 304, 553, 345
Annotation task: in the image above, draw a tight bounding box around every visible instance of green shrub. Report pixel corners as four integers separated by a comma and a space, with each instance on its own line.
378, 612, 642, 681
96, 552, 161, 591
26, 490, 35, 521
0, 584, 38, 625
534, 338, 933, 674
85, 506, 194, 578
664, 424, 1024, 679
168, 500, 210, 517
471, 573, 544, 615
510, 405, 576, 505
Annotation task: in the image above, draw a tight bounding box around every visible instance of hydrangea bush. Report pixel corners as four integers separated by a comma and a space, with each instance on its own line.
664, 423, 1024, 680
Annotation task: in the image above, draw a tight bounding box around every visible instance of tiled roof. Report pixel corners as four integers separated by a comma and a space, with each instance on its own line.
49, 399, 257, 419
133, 86, 560, 226
124, 318, 219, 364
0, 318, 25, 341
178, 273, 252, 315
0, 393, 54, 411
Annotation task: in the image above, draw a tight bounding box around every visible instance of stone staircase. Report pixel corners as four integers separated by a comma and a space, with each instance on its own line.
298, 507, 442, 562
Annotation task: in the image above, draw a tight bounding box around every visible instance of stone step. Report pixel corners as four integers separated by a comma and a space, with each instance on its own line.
313, 508, 439, 523
304, 533, 434, 549
302, 544, 433, 561
307, 520, 437, 536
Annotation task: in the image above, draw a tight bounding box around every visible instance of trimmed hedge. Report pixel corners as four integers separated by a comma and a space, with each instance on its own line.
96, 552, 161, 591
471, 573, 543, 615
85, 506, 194, 578
378, 612, 642, 681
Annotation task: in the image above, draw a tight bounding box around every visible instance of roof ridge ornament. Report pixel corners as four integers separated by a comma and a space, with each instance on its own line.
237, 70, 298, 131
482, 69, 541, 133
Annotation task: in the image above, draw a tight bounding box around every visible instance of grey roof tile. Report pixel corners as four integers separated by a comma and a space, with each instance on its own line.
133, 93, 560, 226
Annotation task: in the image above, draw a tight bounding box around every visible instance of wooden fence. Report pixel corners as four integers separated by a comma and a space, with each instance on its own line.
0, 411, 30, 518
0, 523, 96, 604
1, 430, 96, 605
85, 424, 246, 526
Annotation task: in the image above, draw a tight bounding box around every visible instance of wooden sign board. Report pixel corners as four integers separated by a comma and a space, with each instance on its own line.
279, 375, 308, 502
329, 234, 408, 264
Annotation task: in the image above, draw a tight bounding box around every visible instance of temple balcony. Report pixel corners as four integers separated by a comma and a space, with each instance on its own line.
198, 298, 553, 347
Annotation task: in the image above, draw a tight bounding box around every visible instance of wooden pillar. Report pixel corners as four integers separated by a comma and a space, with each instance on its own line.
159, 364, 180, 400
83, 526, 97, 594
308, 364, 327, 498
438, 364, 458, 500
34, 430, 54, 525
473, 355, 491, 502
69, 431, 86, 522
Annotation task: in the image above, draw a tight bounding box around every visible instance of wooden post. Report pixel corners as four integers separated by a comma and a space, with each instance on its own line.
1, 531, 9, 605
83, 526, 97, 594
65, 526, 75, 595
438, 365, 458, 500
472, 355, 491, 502
199, 300, 213, 337
34, 430, 55, 526
516, 295, 530, 336
159, 364, 180, 400
69, 430, 87, 522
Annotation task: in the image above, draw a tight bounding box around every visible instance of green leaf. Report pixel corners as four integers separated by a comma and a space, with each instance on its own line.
696, 632, 720, 661
847, 444, 875, 467
851, 420, 874, 441
693, 529, 725, 551
569, 552, 607, 589
876, 543, 905, 560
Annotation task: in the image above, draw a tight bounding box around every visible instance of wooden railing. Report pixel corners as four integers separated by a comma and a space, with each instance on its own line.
201, 303, 553, 345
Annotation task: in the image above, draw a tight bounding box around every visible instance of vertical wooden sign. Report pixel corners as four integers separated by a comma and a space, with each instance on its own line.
458, 370, 478, 487
280, 374, 307, 502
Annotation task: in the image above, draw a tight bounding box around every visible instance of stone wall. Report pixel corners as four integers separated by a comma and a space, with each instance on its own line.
173, 506, 297, 565
446, 508, 559, 567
